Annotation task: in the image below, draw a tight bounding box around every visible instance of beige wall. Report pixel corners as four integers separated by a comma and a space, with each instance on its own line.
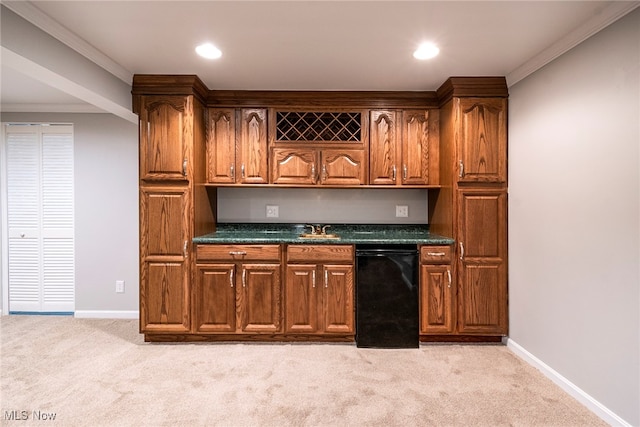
508, 8, 640, 425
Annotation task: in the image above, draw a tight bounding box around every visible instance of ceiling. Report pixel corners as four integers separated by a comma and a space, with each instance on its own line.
2, 1, 639, 114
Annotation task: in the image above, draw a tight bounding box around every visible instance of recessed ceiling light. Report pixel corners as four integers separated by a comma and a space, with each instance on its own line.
195, 43, 222, 60
413, 43, 440, 60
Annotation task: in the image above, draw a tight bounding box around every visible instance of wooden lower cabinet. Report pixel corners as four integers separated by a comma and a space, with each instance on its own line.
141, 261, 191, 333
456, 188, 508, 335
139, 186, 191, 334
419, 245, 454, 335
285, 245, 355, 336
194, 245, 282, 334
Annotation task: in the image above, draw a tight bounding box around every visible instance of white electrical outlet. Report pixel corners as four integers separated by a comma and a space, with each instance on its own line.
395, 205, 409, 217
266, 205, 279, 218
115, 280, 125, 293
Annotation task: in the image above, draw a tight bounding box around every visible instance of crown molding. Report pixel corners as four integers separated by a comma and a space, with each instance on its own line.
2, 0, 133, 84
507, 1, 640, 87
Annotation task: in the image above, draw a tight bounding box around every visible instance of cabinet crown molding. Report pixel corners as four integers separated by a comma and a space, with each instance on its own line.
436, 77, 508, 106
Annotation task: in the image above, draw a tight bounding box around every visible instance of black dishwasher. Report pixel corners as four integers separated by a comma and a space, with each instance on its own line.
355, 245, 419, 348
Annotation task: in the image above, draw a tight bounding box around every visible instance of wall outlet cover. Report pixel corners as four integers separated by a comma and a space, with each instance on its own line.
115, 280, 125, 293
266, 205, 279, 218
396, 205, 409, 217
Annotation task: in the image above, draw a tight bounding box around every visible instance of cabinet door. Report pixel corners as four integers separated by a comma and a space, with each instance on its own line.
206, 108, 236, 183
271, 148, 318, 185
195, 264, 236, 333
322, 264, 354, 334
239, 263, 282, 333
285, 264, 320, 333
458, 98, 507, 183
401, 110, 431, 185
140, 187, 190, 257
238, 109, 268, 184
140, 187, 191, 333
139, 95, 191, 182
320, 149, 365, 185
420, 264, 454, 334
457, 189, 507, 334
141, 262, 190, 333
369, 110, 398, 185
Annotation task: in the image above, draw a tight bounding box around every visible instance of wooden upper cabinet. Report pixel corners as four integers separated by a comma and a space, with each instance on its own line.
321, 150, 365, 185
370, 109, 437, 186
369, 110, 398, 185
271, 148, 318, 185
206, 108, 268, 184
458, 98, 507, 183
402, 110, 437, 185
238, 109, 268, 184
139, 95, 192, 182
206, 108, 236, 183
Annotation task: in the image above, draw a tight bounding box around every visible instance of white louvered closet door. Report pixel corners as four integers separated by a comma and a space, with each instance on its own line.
5, 124, 75, 313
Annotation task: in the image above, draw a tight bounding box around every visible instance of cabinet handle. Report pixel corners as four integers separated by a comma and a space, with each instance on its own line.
241, 164, 245, 179
322, 164, 327, 182
230, 268, 235, 288
459, 160, 464, 178
447, 269, 452, 288
230, 164, 235, 179
459, 242, 464, 260
183, 241, 188, 257
312, 270, 316, 288
242, 268, 247, 288
229, 251, 247, 256
392, 165, 397, 182
311, 164, 316, 183
426, 252, 446, 257
403, 164, 407, 181
324, 269, 328, 288
183, 158, 188, 177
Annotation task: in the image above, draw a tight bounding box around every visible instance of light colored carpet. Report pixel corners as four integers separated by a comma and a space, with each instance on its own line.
1, 315, 605, 427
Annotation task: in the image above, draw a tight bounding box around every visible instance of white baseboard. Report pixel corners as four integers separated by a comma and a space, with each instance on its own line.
506, 338, 631, 427
74, 310, 139, 319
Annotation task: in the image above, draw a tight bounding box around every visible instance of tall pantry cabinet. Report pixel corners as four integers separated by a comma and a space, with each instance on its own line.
133, 75, 215, 336
429, 77, 508, 337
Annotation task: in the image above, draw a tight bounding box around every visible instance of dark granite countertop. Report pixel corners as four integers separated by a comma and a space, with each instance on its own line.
193, 223, 455, 245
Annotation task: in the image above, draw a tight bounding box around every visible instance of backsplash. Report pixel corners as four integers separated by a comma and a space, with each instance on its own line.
216, 187, 428, 224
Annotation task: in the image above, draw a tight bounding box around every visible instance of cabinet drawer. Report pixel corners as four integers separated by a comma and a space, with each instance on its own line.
287, 245, 354, 262
196, 244, 281, 261
420, 245, 452, 264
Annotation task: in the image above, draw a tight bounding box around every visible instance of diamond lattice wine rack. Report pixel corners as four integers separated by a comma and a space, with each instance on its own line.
276, 111, 362, 142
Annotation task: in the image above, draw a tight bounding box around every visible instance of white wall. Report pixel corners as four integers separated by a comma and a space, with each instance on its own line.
508, 8, 639, 426
1, 112, 139, 315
